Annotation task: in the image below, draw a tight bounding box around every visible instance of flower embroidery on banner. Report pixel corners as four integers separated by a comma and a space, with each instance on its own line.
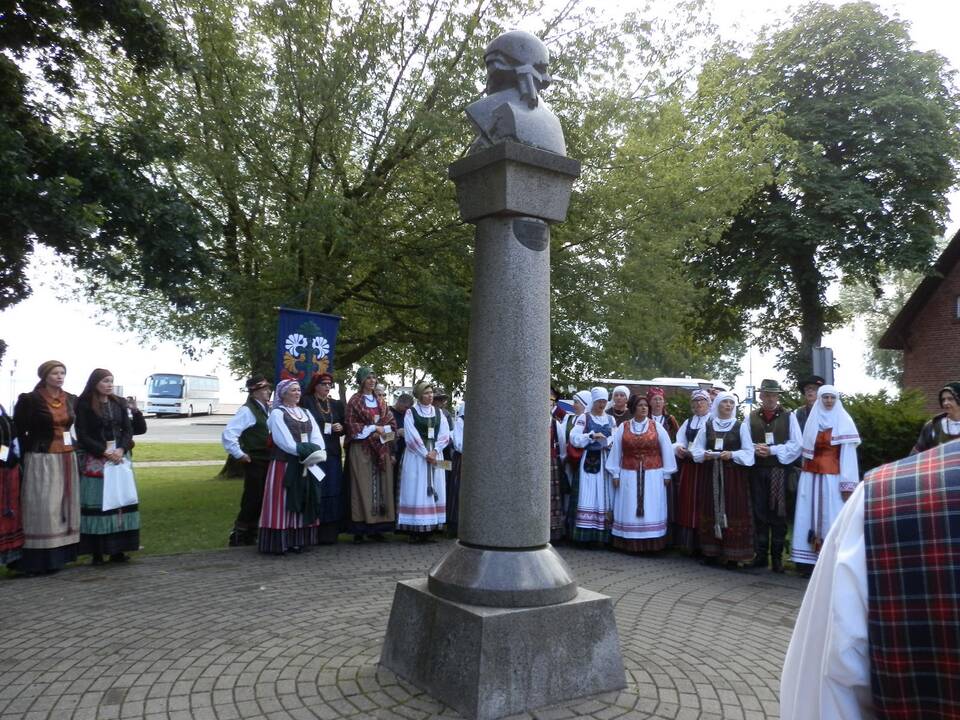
311, 336, 329, 358
285, 333, 307, 356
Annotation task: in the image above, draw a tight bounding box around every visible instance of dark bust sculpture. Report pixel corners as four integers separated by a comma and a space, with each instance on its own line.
466, 30, 566, 156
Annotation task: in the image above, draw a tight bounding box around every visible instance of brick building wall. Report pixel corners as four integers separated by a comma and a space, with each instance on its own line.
901, 264, 960, 414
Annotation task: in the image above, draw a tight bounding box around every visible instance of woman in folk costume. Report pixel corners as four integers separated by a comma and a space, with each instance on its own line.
912, 381, 960, 454
608, 393, 677, 552
300, 372, 346, 544
448, 402, 465, 535
692, 391, 755, 566
258, 380, 327, 555
791, 385, 860, 574
345, 367, 397, 543
561, 390, 591, 538
606, 385, 631, 426
397, 381, 450, 542
0, 402, 24, 566
569, 387, 616, 544
11, 360, 80, 575
548, 386, 567, 542
74, 369, 139, 565
647, 387, 680, 442
672, 389, 711, 552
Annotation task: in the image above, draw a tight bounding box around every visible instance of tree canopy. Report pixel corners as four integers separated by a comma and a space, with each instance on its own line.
689, 1, 960, 381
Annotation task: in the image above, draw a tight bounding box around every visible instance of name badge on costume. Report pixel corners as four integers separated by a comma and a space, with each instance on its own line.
764, 432, 775, 445
374, 414, 380, 423
427, 427, 435, 440
713, 438, 724, 451
106, 440, 116, 452
62, 433, 73, 447
300, 432, 309, 443
0, 445, 8, 462
324, 422, 333, 435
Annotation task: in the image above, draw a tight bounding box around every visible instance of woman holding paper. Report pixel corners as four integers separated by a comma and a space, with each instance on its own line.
75, 368, 138, 565
259, 379, 326, 555
344, 367, 397, 543
397, 381, 450, 541
301, 372, 346, 544
10, 360, 80, 574
692, 392, 755, 567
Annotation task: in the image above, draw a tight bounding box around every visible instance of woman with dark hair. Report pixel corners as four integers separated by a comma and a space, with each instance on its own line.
74, 369, 138, 564
607, 393, 677, 553
912, 381, 960, 454
344, 367, 397, 542
0, 402, 23, 566
300, 372, 346, 544
11, 360, 80, 574
647, 387, 680, 442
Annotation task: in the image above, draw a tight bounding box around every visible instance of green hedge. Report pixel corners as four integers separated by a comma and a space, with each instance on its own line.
841, 390, 927, 475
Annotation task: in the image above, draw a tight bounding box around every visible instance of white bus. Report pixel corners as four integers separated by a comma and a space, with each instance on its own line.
145, 374, 220, 417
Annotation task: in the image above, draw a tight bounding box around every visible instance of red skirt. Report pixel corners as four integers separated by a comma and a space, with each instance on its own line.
697, 461, 754, 562
0, 466, 23, 563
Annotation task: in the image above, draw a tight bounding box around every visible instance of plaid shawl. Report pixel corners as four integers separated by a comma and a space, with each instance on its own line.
864, 439, 960, 719
344, 392, 396, 469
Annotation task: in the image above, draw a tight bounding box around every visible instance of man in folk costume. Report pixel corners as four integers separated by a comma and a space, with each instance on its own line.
781, 439, 960, 719
345, 367, 397, 543
397, 381, 449, 542
791, 385, 860, 576
748, 379, 802, 572
912, 381, 960, 453
560, 390, 590, 538
569, 387, 616, 544
221, 375, 273, 547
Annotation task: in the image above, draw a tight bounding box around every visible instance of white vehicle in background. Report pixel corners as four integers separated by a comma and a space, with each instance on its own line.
145, 373, 220, 417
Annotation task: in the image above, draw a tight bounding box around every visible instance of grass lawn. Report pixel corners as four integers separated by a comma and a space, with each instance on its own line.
133, 442, 226, 462
137, 466, 237, 555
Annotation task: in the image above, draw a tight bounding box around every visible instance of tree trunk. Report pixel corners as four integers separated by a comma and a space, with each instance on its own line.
788, 245, 825, 382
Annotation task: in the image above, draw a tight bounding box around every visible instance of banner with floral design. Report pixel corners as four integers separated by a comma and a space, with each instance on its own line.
274, 307, 342, 388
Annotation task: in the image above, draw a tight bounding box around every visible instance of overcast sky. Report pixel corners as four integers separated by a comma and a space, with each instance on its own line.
2, 0, 958, 408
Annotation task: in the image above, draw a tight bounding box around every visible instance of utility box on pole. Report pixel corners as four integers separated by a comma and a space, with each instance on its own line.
812, 347, 835, 386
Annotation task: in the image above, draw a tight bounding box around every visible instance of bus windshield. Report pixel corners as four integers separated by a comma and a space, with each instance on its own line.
148, 374, 184, 398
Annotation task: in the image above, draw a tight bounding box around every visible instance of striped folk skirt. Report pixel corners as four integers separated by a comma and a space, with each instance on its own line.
13, 452, 80, 573
697, 460, 754, 563
258, 460, 320, 554
78, 454, 140, 557
0, 465, 24, 565
673, 458, 707, 552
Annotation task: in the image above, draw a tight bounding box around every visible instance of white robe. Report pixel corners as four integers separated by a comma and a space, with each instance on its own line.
607, 419, 677, 539
791, 440, 859, 565
397, 404, 450, 530
570, 412, 615, 531
781, 482, 872, 719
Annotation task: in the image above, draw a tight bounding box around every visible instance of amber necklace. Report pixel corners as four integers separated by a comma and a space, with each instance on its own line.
41, 387, 64, 409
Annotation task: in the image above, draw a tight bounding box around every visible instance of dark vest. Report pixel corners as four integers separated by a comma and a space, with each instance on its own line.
271, 409, 312, 461
864, 442, 960, 717
749, 407, 792, 467
412, 406, 440, 448
239, 398, 270, 460
705, 419, 742, 454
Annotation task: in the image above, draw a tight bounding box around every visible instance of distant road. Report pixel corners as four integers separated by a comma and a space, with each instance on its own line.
139, 404, 239, 443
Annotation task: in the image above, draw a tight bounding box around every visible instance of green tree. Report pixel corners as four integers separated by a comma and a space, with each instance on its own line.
689, 2, 960, 381
0, 0, 209, 316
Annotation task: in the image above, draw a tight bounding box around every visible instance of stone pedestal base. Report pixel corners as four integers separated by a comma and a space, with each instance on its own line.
379, 579, 626, 720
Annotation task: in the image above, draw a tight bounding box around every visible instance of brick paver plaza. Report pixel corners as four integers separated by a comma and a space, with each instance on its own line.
0, 541, 805, 720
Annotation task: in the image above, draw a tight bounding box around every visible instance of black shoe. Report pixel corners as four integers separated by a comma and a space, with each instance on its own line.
771, 557, 785, 574
353, 535, 366, 544
91, 554, 105, 566
370, 533, 387, 542
751, 556, 768, 569
288, 546, 302, 554
110, 553, 129, 563
699, 556, 718, 566
228, 530, 242, 547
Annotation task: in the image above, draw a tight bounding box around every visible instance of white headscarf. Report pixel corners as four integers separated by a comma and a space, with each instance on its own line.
590, 386, 609, 405
801, 385, 860, 459
273, 379, 300, 410
611, 385, 629, 401
710, 391, 738, 431
573, 390, 591, 412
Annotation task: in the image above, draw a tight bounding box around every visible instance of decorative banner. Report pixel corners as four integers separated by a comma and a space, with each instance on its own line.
275, 307, 342, 388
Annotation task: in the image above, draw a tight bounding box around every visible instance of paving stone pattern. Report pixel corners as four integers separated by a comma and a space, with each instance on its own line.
0, 541, 805, 720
